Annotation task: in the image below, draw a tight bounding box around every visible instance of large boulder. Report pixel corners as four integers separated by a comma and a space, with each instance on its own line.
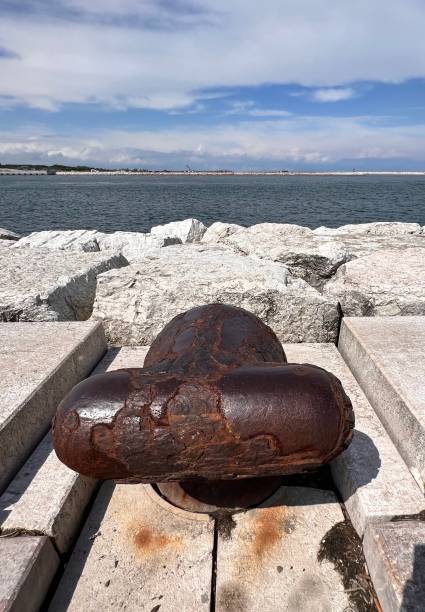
92, 244, 339, 344
314, 222, 421, 237
335, 234, 425, 260
15, 230, 100, 252
14, 229, 181, 262
223, 224, 348, 289
0, 246, 127, 321
324, 247, 425, 316
150, 218, 206, 243
201, 221, 244, 243
95, 232, 180, 262
0, 227, 20, 241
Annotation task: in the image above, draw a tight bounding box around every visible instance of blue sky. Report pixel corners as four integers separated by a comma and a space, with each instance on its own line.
1, 0, 425, 170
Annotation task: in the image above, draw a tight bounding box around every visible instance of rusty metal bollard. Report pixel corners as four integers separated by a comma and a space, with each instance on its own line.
53, 304, 354, 506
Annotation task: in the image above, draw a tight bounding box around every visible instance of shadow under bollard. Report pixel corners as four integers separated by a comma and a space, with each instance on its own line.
401, 544, 425, 611
47, 481, 115, 612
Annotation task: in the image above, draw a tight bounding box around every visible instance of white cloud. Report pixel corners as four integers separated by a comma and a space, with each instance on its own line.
246, 109, 292, 117
2, 114, 425, 167
312, 88, 356, 102
225, 101, 291, 117
1, 1, 425, 110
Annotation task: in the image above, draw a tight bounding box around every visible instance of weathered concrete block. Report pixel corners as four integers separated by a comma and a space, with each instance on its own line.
0, 433, 96, 553
285, 344, 424, 537
0, 536, 59, 612
0, 339, 147, 555
48, 483, 214, 611
363, 521, 425, 612
339, 316, 425, 491
0, 321, 106, 492
0, 245, 128, 321
216, 487, 353, 612
92, 244, 340, 344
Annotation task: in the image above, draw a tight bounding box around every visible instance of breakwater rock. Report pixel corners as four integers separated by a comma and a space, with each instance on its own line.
91, 244, 339, 344
1, 219, 425, 340
0, 246, 127, 322
0, 227, 20, 241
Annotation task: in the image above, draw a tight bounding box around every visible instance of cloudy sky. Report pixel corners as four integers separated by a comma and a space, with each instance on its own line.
1, 0, 425, 169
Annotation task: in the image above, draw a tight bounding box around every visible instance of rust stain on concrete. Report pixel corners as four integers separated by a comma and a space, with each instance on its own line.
128, 524, 182, 558
252, 508, 282, 557
252, 507, 295, 558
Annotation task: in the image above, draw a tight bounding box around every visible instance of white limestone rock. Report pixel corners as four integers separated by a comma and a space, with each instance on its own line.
201, 221, 244, 243
96, 231, 181, 262
15, 229, 101, 252
324, 247, 425, 316
241, 222, 313, 237
334, 234, 425, 260
92, 244, 339, 344
0, 227, 20, 241
150, 218, 207, 243
0, 245, 128, 321
314, 221, 421, 236
14, 229, 181, 262
224, 224, 349, 288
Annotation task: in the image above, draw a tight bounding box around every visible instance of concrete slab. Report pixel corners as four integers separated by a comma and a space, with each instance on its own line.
92, 345, 150, 373
0, 345, 149, 559
0, 433, 96, 553
363, 521, 425, 612
0, 535, 59, 612
0, 345, 149, 554
285, 344, 424, 537
339, 316, 425, 491
215, 487, 352, 612
0, 321, 106, 493
48, 483, 215, 612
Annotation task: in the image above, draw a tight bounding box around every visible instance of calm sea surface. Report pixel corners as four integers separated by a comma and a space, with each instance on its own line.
1, 174, 424, 235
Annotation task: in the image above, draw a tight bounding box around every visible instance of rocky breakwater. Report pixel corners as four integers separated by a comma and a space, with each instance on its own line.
1, 218, 425, 339
0, 246, 127, 322
91, 244, 339, 344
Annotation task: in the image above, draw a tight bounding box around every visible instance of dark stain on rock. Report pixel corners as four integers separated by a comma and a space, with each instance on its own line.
318, 520, 379, 611
277, 565, 283, 573
218, 583, 247, 612
201, 593, 209, 603
390, 510, 425, 523
150, 606, 161, 612
211, 510, 237, 540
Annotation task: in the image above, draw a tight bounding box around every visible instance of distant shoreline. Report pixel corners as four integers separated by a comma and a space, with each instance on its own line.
1, 169, 425, 177
60, 170, 425, 176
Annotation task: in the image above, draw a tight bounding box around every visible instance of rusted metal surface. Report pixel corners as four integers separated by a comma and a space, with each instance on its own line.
158, 477, 283, 513
53, 304, 354, 483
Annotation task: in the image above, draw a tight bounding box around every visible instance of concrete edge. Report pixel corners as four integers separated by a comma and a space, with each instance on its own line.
338, 318, 425, 491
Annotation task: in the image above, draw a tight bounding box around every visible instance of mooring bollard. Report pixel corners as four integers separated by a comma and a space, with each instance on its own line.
53, 304, 354, 507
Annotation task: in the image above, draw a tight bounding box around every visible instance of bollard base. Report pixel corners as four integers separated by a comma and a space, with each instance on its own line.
157, 476, 283, 513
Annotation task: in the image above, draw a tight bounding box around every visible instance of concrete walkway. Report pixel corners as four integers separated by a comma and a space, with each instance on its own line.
1, 323, 425, 611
